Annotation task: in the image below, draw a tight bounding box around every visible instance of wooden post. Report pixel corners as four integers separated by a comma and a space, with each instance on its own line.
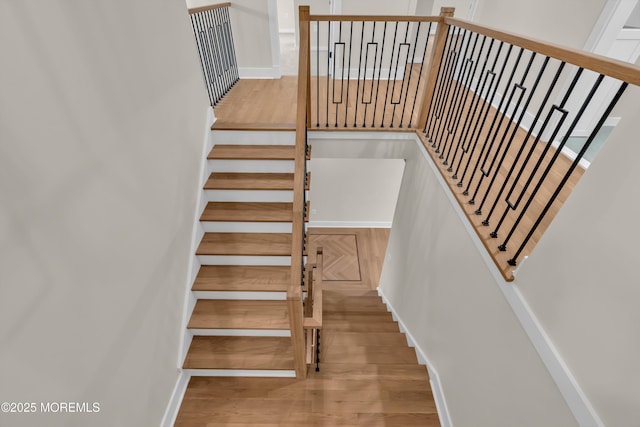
300, 6, 312, 128
417, 7, 455, 129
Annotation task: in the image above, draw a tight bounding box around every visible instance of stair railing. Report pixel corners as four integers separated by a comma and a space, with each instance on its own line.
288, 5, 311, 379
308, 12, 441, 128
302, 6, 640, 280
189, 2, 239, 106
418, 12, 640, 280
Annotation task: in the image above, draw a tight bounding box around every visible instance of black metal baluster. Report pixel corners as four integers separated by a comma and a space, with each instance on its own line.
398, 21, 421, 128
508, 81, 628, 266
198, 13, 219, 104
191, 15, 214, 106
492, 63, 573, 239
459, 42, 510, 194
477, 53, 546, 223
213, 9, 229, 96
372, 22, 388, 127
315, 329, 321, 371
316, 21, 320, 126
390, 22, 411, 127
344, 21, 354, 127
485, 59, 563, 233
208, 9, 225, 100
381, 22, 400, 127
333, 22, 343, 127
326, 21, 331, 127
433, 28, 468, 153
451, 37, 495, 178
496, 67, 587, 251
362, 22, 378, 127
439, 30, 475, 159
465, 45, 521, 202
469, 48, 529, 210
408, 22, 433, 128
446, 33, 485, 170
425, 26, 457, 141
423, 25, 455, 134
224, 6, 239, 83
354, 21, 366, 127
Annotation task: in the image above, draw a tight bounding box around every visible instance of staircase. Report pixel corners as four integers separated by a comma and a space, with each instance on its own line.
181, 129, 309, 377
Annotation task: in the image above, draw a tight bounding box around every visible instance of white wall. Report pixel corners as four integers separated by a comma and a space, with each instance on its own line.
379, 141, 579, 426
309, 159, 405, 225
0, 1, 206, 426
278, 0, 296, 33
473, 0, 607, 49
515, 77, 640, 426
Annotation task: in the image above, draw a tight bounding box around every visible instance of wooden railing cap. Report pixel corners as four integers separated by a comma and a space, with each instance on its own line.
188, 2, 231, 15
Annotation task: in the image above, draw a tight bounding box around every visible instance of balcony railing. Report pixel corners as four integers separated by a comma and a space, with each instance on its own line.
189, 2, 239, 106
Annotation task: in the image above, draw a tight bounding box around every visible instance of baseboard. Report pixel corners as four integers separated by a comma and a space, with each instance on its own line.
177, 107, 214, 370
377, 286, 453, 427
159, 371, 189, 427
238, 67, 282, 79
412, 133, 604, 427
307, 221, 392, 228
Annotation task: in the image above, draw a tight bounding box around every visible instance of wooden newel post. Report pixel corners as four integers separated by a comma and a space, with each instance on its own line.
417, 7, 455, 130
299, 6, 312, 128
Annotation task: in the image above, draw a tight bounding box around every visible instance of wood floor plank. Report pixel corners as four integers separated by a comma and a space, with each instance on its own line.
208, 145, 295, 160
183, 336, 293, 370
196, 232, 292, 256
200, 202, 293, 223
204, 172, 294, 191
193, 265, 290, 292
187, 300, 289, 330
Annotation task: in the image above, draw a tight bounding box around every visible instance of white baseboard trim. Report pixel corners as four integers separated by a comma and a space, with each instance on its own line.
159, 371, 189, 427
307, 221, 392, 228
413, 134, 604, 427
177, 107, 215, 371
238, 67, 282, 79
182, 369, 296, 377
377, 286, 453, 427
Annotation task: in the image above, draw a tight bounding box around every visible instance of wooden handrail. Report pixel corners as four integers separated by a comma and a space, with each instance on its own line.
188, 2, 231, 15
288, 4, 311, 380
309, 14, 441, 22
446, 17, 640, 86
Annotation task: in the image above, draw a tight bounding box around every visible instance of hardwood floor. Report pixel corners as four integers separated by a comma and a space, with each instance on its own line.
175, 228, 440, 427
212, 77, 298, 129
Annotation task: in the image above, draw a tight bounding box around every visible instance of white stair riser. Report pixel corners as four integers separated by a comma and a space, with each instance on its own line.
205, 190, 294, 203
211, 130, 295, 145
208, 160, 294, 173
197, 255, 292, 265
188, 329, 291, 337
201, 222, 292, 233
183, 369, 296, 378
192, 291, 287, 300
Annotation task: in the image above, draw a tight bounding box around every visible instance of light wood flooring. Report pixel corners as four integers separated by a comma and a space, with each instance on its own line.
175, 228, 440, 427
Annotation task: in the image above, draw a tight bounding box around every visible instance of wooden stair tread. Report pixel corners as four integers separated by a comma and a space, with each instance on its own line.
322, 331, 410, 347
208, 145, 295, 160
200, 202, 293, 222
193, 265, 290, 292
188, 300, 290, 329
204, 172, 294, 190
196, 232, 292, 256
322, 345, 418, 364
183, 336, 293, 370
